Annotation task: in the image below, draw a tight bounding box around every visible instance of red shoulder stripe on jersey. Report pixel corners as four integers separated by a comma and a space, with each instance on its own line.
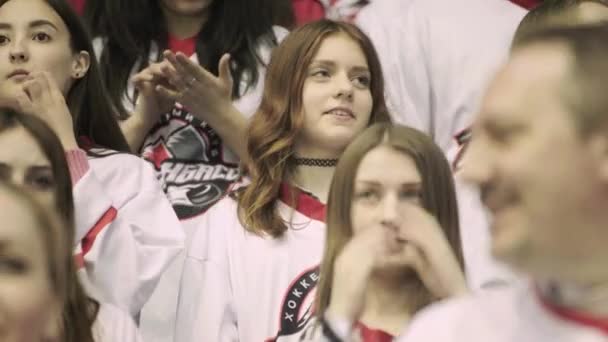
279, 183, 326, 222
538, 291, 608, 335
74, 207, 118, 269
356, 322, 394, 342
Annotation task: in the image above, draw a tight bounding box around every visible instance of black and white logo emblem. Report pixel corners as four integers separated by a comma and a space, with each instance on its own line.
142, 108, 240, 219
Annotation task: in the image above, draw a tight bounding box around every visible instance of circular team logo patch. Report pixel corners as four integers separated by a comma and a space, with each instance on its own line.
141, 109, 240, 219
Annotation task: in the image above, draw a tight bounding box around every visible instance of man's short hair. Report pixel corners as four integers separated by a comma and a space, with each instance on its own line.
513, 0, 608, 45
512, 24, 608, 136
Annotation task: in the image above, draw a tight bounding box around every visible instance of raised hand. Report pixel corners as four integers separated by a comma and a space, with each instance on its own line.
394, 204, 468, 299
159, 50, 234, 121
326, 224, 403, 322
131, 59, 177, 125
325, 204, 467, 324
16, 72, 78, 150
153, 50, 247, 158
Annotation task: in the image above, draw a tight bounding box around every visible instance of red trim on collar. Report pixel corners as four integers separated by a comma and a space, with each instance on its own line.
356, 322, 394, 342
279, 183, 326, 222
509, 0, 541, 10
536, 288, 608, 335
168, 34, 197, 57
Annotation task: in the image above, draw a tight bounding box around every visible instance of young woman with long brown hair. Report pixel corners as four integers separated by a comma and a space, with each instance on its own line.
301, 123, 467, 341
175, 20, 390, 341
85, 4, 288, 337
0, 0, 183, 318
85, 0, 288, 220
0, 183, 65, 342
0, 110, 143, 341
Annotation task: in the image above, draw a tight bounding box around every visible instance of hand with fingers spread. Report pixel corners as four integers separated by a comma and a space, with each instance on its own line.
124, 51, 247, 156
13, 71, 78, 150
155, 50, 248, 158
395, 204, 468, 300
159, 50, 234, 119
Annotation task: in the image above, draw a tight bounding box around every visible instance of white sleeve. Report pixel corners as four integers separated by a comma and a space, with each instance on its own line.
73, 158, 185, 317
455, 177, 520, 290
395, 304, 457, 342
93, 304, 143, 342
356, 1, 430, 133
174, 202, 238, 342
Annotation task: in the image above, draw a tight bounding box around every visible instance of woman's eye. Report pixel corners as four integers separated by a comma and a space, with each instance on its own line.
311, 69, 330, 78
355, 189, 380, 202
27, 174, 55, 191
352, 75, 371, 88
400, 189, 422, 202
32, 32, 51, 42
0, 35, 10, 45
0, 257, 27, 274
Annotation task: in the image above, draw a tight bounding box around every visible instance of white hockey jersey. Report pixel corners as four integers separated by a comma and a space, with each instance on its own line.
397, 281, 608, 342
92, 27, 289, 221
138, 26, 288, 222
138, 27, 289, 342
70, 147, 184, 318
447, 128, 520, 290
356, 0, 526, 153
93, 304, 143, 342
175, 184, 326, 342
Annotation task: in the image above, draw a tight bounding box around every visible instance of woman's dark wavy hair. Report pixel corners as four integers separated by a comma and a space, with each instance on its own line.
84, 0, 279, 117
0, 109, 100, 342
0, 0, 130, 152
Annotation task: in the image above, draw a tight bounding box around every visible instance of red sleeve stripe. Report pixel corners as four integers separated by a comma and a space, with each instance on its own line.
73, 207, 118, 269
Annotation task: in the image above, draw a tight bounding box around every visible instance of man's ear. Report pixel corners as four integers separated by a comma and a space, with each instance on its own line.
71, 50, 91, 79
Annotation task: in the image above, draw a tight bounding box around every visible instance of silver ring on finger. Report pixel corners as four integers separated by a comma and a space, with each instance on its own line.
180, 76, 197, 98
186, 76, 197, 88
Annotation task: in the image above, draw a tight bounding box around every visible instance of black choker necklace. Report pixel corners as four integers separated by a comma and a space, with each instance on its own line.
294, 157, 338, 167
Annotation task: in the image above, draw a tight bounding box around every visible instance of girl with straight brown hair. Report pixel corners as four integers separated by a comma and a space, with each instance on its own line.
301, 123, 467, 341
0, 110, 143, 341
0, 183, 65, 342
0, 0, 184, 318
176, 19, 390, 341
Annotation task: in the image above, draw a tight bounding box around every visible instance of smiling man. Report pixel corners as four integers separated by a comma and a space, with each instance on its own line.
397, 23, 608, 342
